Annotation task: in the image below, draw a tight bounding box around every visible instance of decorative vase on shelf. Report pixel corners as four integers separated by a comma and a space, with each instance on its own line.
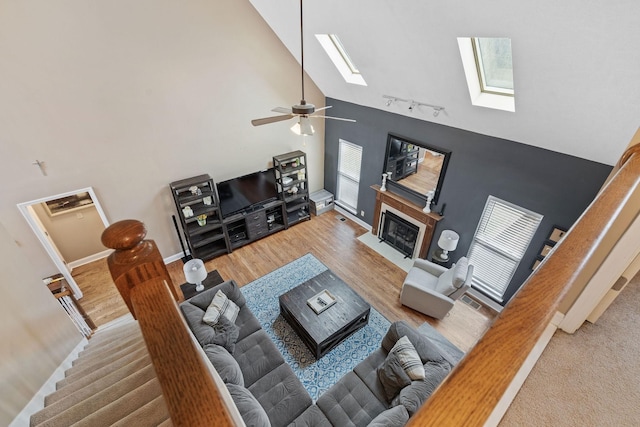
381, 173, 389, 191
423, 190, 435, 213
182, 206, 194, 218
196, 214, 207, 226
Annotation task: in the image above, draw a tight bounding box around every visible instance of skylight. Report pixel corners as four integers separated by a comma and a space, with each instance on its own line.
316, 34, 367, 86
473, 38, 514, 96
458, 37, 515, 112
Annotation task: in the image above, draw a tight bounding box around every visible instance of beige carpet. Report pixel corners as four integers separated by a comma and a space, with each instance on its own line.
500, 274, 640, 426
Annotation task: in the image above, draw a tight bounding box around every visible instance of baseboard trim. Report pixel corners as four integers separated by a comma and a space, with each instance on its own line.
163, 251, 189, 265
9, 338, 87, 427
467, 288, 504, 314
335, 206, 372, 231
67, 249, 113, 269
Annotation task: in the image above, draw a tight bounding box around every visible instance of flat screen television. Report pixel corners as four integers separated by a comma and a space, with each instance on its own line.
217, 168, 279, 218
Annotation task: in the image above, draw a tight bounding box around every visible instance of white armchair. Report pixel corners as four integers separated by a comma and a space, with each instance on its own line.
400, 257, 474, 320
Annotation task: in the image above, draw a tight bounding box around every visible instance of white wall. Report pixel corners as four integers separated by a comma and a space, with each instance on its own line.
0, 0, 325, 279
0, 221, 81, 425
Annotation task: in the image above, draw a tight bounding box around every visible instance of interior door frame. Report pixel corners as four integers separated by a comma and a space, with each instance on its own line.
17, 186, 110, 299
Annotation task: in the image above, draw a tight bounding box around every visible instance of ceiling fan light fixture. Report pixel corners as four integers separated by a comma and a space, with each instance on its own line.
291, 117, 314, 136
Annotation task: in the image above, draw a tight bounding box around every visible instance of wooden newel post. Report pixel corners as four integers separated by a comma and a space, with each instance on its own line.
101, 219, 179, 319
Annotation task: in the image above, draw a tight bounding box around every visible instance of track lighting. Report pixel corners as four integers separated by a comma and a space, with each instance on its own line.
382, 95, 408, 108
382, 95, 445, 118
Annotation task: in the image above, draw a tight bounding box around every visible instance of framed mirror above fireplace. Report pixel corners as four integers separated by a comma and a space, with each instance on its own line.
383, 133, 451, 207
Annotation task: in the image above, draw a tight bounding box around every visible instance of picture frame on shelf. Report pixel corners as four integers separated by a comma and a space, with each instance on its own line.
531, 255, 544, 271
548, 226, 567, 244
539, 240, 555, 257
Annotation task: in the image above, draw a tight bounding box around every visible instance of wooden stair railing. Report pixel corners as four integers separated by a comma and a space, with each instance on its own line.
408, 145, 640, 426
102, 220, 237, 427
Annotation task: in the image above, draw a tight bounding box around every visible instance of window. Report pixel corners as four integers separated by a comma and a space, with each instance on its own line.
457, 37, 515, 112
316, 34, 367, 86
336, 139, 363, 214
468, 196, 542, 302
473, 38, 514, 96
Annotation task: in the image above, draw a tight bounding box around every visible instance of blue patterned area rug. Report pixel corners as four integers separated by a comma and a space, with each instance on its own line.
241, 253, 391, 401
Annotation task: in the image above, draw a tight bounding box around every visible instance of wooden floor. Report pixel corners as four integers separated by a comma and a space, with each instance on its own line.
72, 210, 495, 352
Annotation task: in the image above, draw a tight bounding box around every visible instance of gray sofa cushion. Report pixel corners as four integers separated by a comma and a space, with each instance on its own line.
234, 329, 286, 387
353, 349, 389, 405
226, 383, 271, 427
249, 363, 313, 426
377, 351, 411, 402
382, 321, 445, 365
287, 405, 332, 427
368, 405, 409, 427
317, 372, 387, 427
392, 359, 452, 416
203, 344, 244, 386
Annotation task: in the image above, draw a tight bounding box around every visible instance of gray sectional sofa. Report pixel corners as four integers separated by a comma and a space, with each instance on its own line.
180, 279, 458, 427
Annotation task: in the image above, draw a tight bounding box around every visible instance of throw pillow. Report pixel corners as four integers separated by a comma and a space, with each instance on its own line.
389, 336, 425, 380
368, 405, 409, 427
452, 257, 468, 288
203, 344, 244, 386
203, 290, 240, 326
226, 384, 271, 427
377, 351, 412, 402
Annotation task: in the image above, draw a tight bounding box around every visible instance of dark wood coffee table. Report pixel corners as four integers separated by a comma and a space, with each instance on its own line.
279, 270, 370, 359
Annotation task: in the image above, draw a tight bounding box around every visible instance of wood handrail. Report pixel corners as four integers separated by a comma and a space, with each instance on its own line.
130, 277, 236, 426
408, 146, 640, 426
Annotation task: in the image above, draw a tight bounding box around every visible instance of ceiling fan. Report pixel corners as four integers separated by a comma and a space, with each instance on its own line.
251, 0, 355, 135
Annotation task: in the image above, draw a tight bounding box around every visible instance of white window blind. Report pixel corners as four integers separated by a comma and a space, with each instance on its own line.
336, 139, 363, 213
468, 196, 542, 302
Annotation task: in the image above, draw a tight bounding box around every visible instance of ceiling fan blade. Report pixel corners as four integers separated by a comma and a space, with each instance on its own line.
271, 107, 293, 114
313, 106, 332, 112
251, 114, 294, 126
311, 115, 357, 123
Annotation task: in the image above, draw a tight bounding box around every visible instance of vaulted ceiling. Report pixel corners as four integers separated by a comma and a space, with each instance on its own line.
249, 0, 640, 166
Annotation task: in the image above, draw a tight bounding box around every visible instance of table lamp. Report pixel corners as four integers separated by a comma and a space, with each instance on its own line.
183, 258, 207, 292
438, 230, 459, 260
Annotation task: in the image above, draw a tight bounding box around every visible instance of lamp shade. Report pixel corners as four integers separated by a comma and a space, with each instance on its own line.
438, 230, 459, 252
291, 117, 315, 136
183, 258, 207, 285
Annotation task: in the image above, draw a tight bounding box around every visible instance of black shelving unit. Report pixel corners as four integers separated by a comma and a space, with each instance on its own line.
273, 150, 310, 227
386, 140, 420, 180
170, 174, 229, 261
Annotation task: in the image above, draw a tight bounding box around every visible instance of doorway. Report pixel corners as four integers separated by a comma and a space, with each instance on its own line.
17, 187, 110, 299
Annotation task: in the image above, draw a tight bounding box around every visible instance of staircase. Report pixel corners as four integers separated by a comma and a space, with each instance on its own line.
30, 318, 172, 427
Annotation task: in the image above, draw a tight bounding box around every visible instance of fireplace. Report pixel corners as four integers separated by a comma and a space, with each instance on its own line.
371, 185, 443, 259
379, 211, 420, 258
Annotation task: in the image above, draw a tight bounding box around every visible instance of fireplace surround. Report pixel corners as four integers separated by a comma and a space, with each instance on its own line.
371, 185, 442, 259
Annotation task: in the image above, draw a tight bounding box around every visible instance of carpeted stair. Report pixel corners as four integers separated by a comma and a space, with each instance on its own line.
31, 319, 172, 427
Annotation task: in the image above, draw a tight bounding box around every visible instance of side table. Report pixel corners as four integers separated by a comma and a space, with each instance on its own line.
180, 270, 225, 301
430, 250, 453, 268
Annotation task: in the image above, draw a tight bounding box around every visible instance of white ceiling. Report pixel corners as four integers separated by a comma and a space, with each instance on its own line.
249, 0, 640, 166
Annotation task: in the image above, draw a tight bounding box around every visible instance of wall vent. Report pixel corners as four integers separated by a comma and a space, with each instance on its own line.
461, 294, 482, 310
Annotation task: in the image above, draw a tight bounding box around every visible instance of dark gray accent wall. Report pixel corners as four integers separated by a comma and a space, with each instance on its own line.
324, 98, 612, 305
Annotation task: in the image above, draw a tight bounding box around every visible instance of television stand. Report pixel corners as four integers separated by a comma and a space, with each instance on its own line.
223, 200, 286, 250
